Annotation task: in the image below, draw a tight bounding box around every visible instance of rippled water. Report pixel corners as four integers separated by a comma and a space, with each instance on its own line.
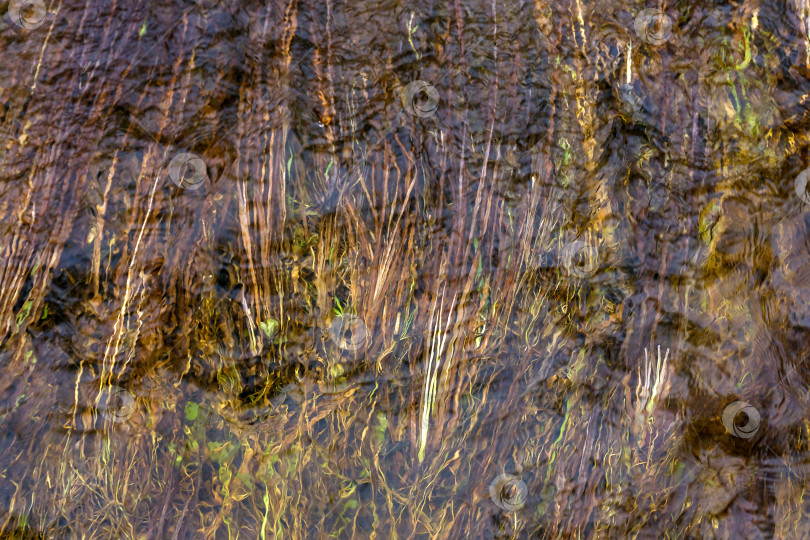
1, 0, 810, 538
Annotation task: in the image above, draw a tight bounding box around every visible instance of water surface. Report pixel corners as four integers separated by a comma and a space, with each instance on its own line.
1, 0, 810, 538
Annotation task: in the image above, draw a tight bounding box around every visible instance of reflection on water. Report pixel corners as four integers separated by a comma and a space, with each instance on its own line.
1, 0, 810, 537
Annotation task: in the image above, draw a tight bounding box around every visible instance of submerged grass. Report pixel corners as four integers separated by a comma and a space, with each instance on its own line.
0, 0, 809, 538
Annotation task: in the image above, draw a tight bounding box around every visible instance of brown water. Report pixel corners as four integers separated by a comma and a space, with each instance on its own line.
1, 0, 810, 538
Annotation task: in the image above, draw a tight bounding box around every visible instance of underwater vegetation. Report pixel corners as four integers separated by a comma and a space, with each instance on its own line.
0, 0, 810, 538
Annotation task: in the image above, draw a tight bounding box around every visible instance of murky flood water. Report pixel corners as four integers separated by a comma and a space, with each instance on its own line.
1, 0, 810, 538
